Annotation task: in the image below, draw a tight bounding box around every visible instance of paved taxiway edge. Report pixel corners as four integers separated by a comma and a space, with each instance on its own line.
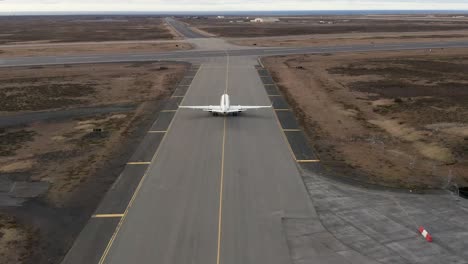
256, 65, 320, 165
60, 64, 201, 264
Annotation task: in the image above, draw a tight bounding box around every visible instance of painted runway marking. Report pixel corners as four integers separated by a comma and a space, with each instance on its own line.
148, 131, 167, 133
217, 50, 229, 264
66, 56, 98, 59
296, 160, 321, 163
171, 95, 184, 98
270, 94, 298, 162
126, 162, 151, 165
8, 182, 16, 193
217, 117, 226, 264
92, 214, 124, 218
258, 66, 326, 167
98, 65, 203, 264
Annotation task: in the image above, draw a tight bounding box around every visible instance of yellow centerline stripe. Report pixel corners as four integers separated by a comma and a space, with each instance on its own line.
92, 214, 124, 218
217, 49, 229, 264
297, 159, 321, 163
216, 117, 227, 264
126, 162, 151, 165
283, 129, 301, 132
98, 65, 203, 264
257, 57, 265, 68
224, 50, 229, 94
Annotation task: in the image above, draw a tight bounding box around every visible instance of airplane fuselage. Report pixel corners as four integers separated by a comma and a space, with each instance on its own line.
220, 94, 230, 114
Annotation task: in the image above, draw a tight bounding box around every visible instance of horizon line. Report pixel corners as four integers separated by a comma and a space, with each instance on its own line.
2, 9, 468, 15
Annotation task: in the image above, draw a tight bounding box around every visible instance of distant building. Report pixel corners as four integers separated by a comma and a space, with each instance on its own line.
250, 17, 279, 23
217, 16, 225, 19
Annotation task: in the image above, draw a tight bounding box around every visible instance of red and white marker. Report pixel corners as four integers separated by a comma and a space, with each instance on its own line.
418, 226, 433, 242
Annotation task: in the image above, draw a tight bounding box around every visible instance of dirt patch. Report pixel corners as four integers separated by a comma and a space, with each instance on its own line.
0, 62, 189, 263
0, 83, 94, 112
0, 42, 192, 58
0, 214, 37, 263
263, 48, 468, 189
0, 160, 35, 174
0, 62, 185, 113
0, 129, 36, 156
0, 16, 177, 44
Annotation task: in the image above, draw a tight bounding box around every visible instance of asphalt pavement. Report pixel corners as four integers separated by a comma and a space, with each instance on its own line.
3, 41, 468, 67
93, 56, 375, 264
165, 17, 208, 38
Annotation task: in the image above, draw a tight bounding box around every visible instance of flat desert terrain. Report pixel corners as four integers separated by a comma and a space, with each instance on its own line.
230, 30, 468, 47
0, 16, 177, 44
264, 48, 468, 189
0, 62, 188, 263
0, 42, 192, 57
183, 14, 468, 38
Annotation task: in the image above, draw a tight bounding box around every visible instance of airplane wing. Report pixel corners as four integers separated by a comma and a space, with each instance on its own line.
179, 105, 222, 112
227, 105, 272, 113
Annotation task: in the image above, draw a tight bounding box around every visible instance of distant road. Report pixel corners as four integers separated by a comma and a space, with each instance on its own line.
2, 40, 468, 67
0, 39, 185, 49
165, 17, 208, 39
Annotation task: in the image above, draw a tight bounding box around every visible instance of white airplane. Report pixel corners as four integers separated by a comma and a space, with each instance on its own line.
179, 93, 271, 116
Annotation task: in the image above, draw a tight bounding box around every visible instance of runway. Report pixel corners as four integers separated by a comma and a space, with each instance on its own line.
100, 57, 305, 263
9, 18, 465, 264
90, 56, 372, 264
165, 17, 208, 39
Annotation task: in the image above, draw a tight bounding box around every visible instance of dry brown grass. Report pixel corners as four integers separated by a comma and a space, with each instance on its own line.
264, 48, 468, 189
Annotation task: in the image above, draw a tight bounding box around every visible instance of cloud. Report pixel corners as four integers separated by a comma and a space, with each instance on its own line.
2, 0, 468, 12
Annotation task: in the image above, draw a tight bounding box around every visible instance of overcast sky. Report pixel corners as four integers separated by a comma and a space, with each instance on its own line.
2, 0, 468, 12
